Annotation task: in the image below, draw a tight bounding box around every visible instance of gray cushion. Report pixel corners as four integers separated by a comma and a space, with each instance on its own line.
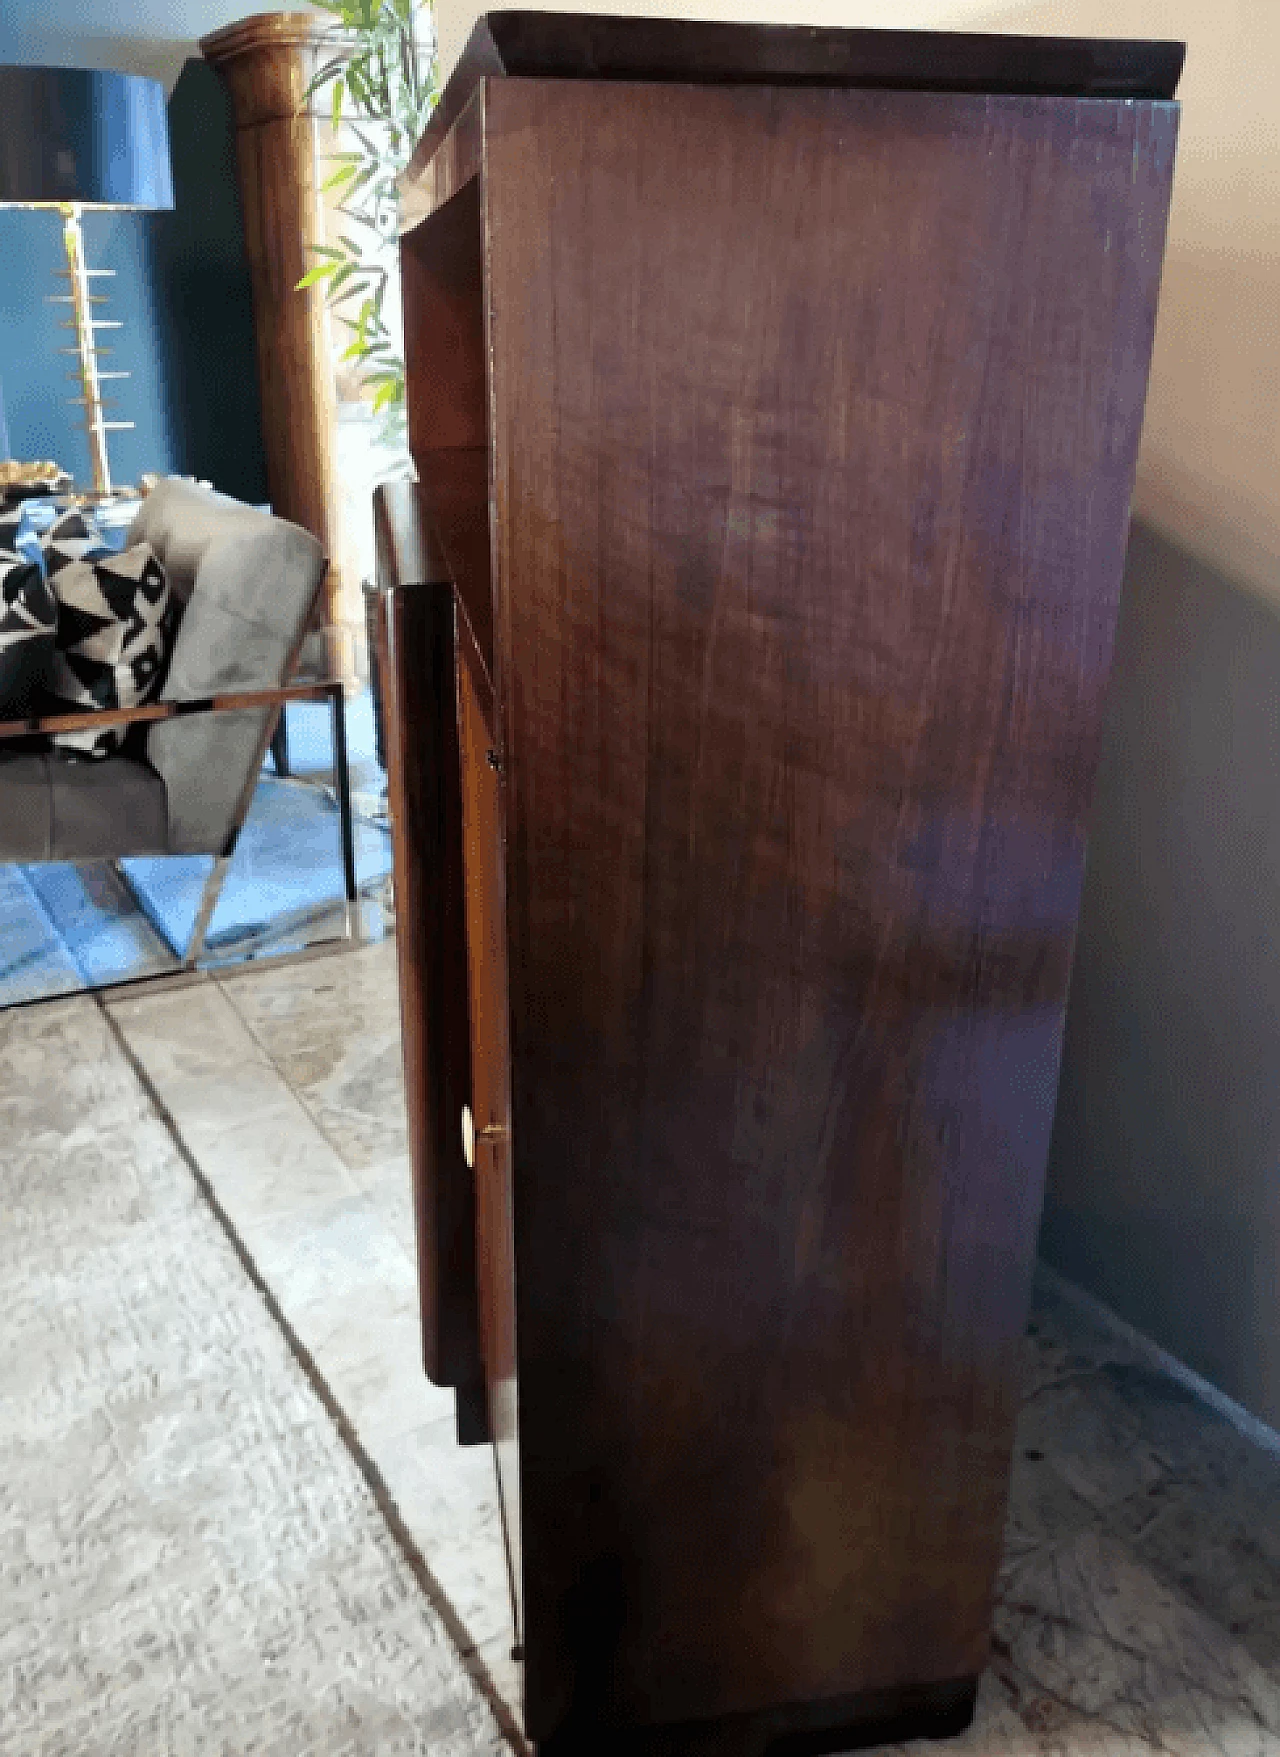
128, 480, 325, 856
0, 751, 168, 861
125, 478, 267, 608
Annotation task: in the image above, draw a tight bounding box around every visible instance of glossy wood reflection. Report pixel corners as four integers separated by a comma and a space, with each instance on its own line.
456, 619, 522, 1628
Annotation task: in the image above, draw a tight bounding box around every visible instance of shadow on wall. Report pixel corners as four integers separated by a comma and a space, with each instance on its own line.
1044, 517, 1280, 1430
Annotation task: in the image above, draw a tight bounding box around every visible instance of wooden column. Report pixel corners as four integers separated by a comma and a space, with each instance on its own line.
200, 10, 355, 685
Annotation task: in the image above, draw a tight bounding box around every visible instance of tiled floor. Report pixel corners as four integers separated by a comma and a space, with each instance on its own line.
107, 938, 1280, 1755
106, 943, 524, 1738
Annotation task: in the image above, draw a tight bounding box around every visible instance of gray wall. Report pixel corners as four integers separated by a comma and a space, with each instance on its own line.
1045, 521, 1280, 1427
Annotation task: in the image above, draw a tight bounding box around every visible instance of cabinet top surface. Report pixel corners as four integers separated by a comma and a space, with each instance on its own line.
406, 8, 1182, 183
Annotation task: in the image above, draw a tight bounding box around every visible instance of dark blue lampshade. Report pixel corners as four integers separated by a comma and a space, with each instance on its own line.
0, 66, 173, 210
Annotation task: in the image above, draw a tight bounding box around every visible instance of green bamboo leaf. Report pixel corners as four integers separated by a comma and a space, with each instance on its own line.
322, 161, 360, 192
295, 261, 341, 289
333, 163, 380, 207
302, 55, 350, 100
330, 282, 373, 311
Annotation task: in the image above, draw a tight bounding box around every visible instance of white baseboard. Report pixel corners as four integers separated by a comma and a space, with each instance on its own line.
1035, 1260, 1280, 1461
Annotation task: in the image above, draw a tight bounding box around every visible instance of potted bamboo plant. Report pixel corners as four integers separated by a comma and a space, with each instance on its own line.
297, 0, 439, 448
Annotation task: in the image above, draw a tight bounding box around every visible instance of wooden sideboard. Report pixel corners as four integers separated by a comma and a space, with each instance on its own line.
388, 14, 1182, 1754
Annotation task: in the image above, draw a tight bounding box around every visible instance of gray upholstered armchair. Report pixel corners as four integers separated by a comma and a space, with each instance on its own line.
0, 478, 356, 969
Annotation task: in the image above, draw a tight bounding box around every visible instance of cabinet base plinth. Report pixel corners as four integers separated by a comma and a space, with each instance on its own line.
537, 1675, 979, 1757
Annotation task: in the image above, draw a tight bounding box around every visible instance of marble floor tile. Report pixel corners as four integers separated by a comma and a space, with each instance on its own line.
292, 1034, 408, 1172
1013, 1372, 1169, 1515
247, 1191, 418, 1327
220, 938, 401, 1037
358, 1155, 420, 1258
304, 1281, 457, 1447
994, 1527, 1280, 1754
218, 941, 409, 1171
107, 980, 290, 1128
1101, 1475, 1280, 1678
1, 997, 145, 1140
1000, 1444, 1100, 1569
180, 1099, 364, 1226
377, 1422, 516, 1656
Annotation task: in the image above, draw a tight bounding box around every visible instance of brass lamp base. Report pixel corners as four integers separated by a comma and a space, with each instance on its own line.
50, 204, 135, 499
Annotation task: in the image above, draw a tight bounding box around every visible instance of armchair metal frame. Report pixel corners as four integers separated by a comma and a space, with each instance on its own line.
0, 679, 358, 974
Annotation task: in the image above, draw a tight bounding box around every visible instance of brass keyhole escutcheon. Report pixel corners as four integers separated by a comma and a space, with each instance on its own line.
463, 1103, 505, 1173
462, 1105, 509, 1168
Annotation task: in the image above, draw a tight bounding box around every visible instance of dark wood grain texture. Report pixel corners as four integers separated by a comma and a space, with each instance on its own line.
397, 28, 1180, 1754
400, 177, 494, 673
486, 79, 1178, 1746
373, 481, 487, 1444
403, 8, 1182, 199
400, 83, 483, 233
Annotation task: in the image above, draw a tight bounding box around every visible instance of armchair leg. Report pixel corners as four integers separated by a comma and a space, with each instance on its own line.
327, 682, 359, 940
185, 855, 233, 969
271, 710, 291, 778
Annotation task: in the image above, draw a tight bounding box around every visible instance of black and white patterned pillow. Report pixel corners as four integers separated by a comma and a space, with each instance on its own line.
0, 510, 57, 719
46, 541, 178, 758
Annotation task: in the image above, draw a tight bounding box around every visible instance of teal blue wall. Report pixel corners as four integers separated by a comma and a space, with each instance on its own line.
143, 58, 269, 504
0, 204, 174, 487
0, 30, 269, 503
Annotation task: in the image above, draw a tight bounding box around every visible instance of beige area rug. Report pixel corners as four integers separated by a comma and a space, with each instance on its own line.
0, 995, 508, 1757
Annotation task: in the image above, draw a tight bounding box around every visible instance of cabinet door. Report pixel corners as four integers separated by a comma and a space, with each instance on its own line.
456, 619, 523, 1638
372, 563, 487, 1444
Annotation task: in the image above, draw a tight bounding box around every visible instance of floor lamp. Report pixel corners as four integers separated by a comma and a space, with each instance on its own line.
0, 66, 173, 499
